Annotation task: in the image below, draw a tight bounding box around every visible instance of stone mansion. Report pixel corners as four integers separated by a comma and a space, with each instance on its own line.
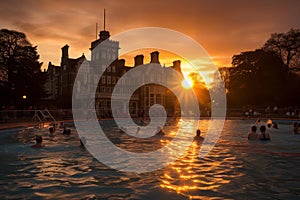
44, 27, 183, 118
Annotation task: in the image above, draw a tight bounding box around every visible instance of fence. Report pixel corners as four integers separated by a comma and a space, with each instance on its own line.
0, 107, 299, 125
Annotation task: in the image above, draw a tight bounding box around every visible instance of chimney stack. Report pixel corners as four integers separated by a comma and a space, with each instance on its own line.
134, 54, 144, 66
172, 60, 181, 73
150, 51, 160, 64
61, 45, 69, 58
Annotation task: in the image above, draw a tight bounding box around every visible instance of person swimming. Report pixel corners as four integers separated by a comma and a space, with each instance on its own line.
194, 129, 204, 143
259, 125, 271, 141
248, 125, 258, 140
63, 126, 71, 135
31, 135, 45, 148
49, 127, 55, 137
273, 122, 279, 129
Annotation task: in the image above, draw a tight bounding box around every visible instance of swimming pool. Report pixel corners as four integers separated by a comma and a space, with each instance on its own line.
0, 119, 299, 199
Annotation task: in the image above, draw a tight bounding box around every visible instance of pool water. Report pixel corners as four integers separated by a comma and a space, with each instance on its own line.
0, 119, 300, 199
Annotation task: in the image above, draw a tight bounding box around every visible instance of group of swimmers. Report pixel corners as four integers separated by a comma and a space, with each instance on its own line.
31, 122, 86, 148
248, 119, 300, 140
248, 125, 271, 141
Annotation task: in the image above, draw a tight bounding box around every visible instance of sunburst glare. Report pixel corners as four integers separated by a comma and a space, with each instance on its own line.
181, 78, 193, 89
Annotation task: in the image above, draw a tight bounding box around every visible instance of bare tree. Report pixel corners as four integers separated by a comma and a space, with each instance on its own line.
263, 28, 300, 71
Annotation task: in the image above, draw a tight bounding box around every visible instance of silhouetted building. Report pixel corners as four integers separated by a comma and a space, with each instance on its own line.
44, 17, 183, 117
44, 45, 85, 108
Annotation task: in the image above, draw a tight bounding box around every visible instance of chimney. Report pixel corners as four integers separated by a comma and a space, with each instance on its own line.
61, 45, 69, 58
134, 54, 144, 66
150, 51, 160, 64
172, 60, 181, 73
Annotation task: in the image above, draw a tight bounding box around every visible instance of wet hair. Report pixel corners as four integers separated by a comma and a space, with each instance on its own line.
36, 135, 43, 144
260, 125, 266, 133
251, 125, 257, 132
49, 127, 54, 133
273, 123, 278, 129
267, 123, 272, 128
196, 129, 201, 136
63, 128, 71, 135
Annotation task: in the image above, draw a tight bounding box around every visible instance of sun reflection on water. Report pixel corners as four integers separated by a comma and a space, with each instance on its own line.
159, 120, 244, 199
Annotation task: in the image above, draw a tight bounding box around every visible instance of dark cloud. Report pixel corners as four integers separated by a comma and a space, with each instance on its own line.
0, 0, 299, 67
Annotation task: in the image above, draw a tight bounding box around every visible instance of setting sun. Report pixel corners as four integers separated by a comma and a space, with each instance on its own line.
181, 78, 193, 89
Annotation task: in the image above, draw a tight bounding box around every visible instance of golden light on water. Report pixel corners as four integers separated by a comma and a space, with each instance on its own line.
158, 121, 244, 198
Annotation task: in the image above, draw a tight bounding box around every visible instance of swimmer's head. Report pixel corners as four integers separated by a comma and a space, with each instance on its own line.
260, 125, 266, 133
49, 127, 54, 134
196, 129, 201, 136
36, 135, 43, 144
251, 125, 257, 132
267, 123, 272, 128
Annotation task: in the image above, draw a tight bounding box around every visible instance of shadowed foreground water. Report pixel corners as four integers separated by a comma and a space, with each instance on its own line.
0, 119, 299, 199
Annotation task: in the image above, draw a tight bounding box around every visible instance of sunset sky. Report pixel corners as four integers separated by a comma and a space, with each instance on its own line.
0, 0, 299, 70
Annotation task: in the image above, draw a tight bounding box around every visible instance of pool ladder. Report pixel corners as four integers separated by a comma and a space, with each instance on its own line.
33, 109, 56, 125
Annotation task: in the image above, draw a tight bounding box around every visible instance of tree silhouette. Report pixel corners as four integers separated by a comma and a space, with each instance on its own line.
0, 29, 46, 108
227, 49, 295, 106
263, 28, 300, 71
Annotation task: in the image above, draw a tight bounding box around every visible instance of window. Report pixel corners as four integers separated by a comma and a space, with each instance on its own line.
150, 86, 154, 93
107, 76, 111, 84
156, 94, 161, 104
101, 76, 106, 84
112, 77, 116, 84
107, 66, 111, 72
112, 66, 116, 73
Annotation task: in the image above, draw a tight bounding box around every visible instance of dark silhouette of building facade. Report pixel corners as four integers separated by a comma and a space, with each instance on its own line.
44, 22, 183, 117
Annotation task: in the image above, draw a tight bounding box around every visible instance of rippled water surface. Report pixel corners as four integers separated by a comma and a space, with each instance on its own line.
0, 119, 300, 199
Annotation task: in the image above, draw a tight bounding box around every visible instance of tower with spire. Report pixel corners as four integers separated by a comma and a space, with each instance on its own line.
90, 9, 119, 70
